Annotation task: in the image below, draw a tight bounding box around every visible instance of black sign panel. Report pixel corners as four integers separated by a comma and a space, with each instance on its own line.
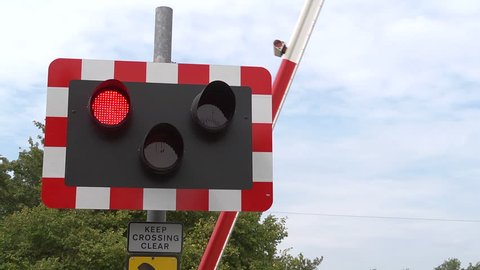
65, 80, 252, 189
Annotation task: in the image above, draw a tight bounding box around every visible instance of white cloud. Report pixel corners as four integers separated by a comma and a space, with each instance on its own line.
290, 0, 480, 109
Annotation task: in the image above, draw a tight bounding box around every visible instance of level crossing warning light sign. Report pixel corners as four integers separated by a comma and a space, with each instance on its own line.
42, 58, 273, 212
128, 256, 178, 270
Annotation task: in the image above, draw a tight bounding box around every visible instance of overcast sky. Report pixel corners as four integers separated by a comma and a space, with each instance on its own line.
1, 0, 480, 269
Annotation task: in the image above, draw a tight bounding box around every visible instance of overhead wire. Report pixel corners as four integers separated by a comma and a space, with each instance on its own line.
265, 211, 480, 223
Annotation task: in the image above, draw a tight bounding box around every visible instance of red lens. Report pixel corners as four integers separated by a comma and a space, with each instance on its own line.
91, 89, 130, 126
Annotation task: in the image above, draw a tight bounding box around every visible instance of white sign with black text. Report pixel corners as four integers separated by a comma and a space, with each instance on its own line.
128, 222, 183, 254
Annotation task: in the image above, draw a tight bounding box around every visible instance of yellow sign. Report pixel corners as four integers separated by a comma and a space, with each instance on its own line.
128, 256, 178, 270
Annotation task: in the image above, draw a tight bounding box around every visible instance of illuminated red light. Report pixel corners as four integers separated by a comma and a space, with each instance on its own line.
89, 79, 131, 128
91, 90, 130, 126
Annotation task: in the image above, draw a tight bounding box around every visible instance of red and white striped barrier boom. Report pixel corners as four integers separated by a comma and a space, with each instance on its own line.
198, 0, 325, 269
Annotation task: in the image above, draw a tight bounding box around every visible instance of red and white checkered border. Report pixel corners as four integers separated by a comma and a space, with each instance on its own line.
42, 58, 273, 212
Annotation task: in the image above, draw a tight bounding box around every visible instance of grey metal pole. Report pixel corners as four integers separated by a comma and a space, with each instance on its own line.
153, 7, 173, 63
147, 6, 173, 223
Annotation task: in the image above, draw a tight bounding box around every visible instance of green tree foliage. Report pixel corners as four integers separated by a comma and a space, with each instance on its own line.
0, 207, 130, 270
435, 258, 462, 270
466, 263, 480, 270
0, 135, 43, 218
274, 249, 323, 270
216, 213, 288, 270
435, 258, 480, 270
0, 122, 322, 269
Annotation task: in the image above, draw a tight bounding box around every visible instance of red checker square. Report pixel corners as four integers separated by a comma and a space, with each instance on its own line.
241, 66, 272, 95
114, 61, 147, 82
178, 64, 210, 85
41, 178, 76, 208
110, 187, 144, 210
44, 117, 68, 147
241, 182, 273, 211
176, 189, 209, 211
48, 58, 82, 87
252, 123, 273, 152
